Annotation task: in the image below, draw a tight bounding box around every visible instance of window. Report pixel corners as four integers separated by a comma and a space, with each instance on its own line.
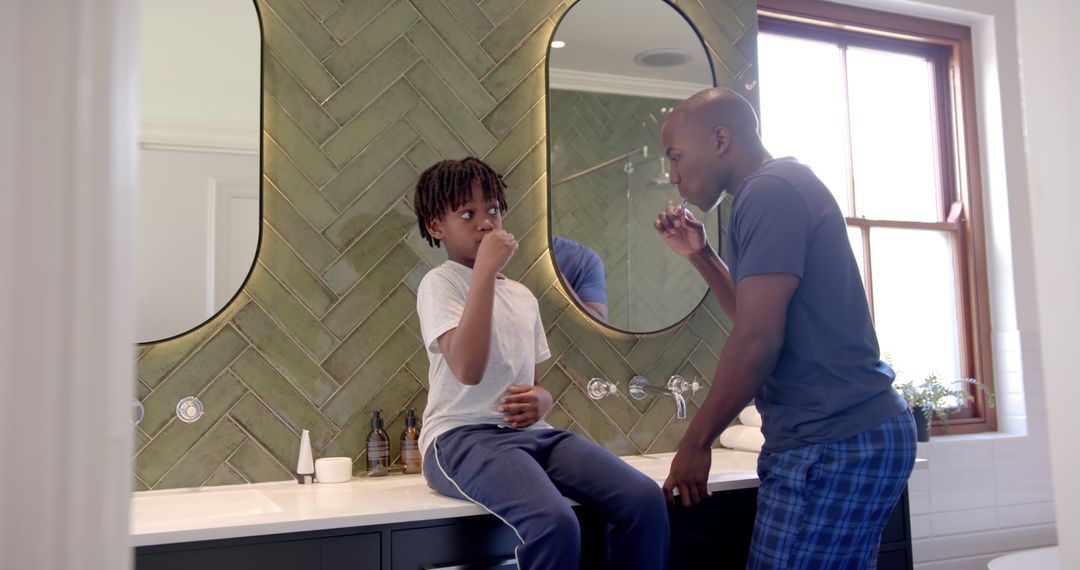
757, 0, 995, 433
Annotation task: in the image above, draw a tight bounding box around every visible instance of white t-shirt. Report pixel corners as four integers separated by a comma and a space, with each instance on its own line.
416, 261, 552, 455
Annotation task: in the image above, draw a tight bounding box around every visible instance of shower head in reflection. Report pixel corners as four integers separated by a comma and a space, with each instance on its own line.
646, 156, 674, 188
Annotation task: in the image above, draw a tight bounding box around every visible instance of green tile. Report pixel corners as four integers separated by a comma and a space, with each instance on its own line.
322, 118, 420, 208
302, 0, 342, 20
229, 438, 294, 483
646, 402, 698, 454
559, 317, 636, 384
260, 226, 336, 317
441, 0, 494, 40
136, 297, 246, 388
156, 420, 248, 489
557, 384, 639, 456
406, 62, 496, 157
483, 65, 543, 139
324, 203, 416, 288
406, 21, 495, 118
645, 326, 701, 382
501, 174, 544, 237
480, 0, 554, 61
204, 463, 248, 487
404, 140, 441, 175
404, 262, 429, 294
265, 0, 338, 59
323, 285, 416, 382
229, 393, 305, 472
404, 101, 471, 162
501, 138, 546, 207
247, 264, 336, 361
324, 82, 420, 172
481, 102, 544, 174
537, 282, 570, 337
405, 344, 429, 387
479, 0, 525, 24
139, 327, 249, 437
411, 0, 495, 77
262, 6, 340, 101
324, 37, 420, 126
265, 185, 337, 272
360, 369, 423, 462
263, 134, 338, 229
629, 397, 676, 452
265, 99, 338, 188
626, 327, 679, 372
322, 325, 421, 427
538, 364, 571, 399
539, 324, 570, 378
323, 244, 419, 337
557, 345, 641, 433
324, 160, 416, 250
135, 371, 247, 485
323, 368, 419, 459
264, 55, 339, 145
133, 427, 149, 454
545, 402, 571, 430
325, 0, 393, 42
230, 348, 338, 450
233, 303, 339, 405
324, 1, 419, 84
481, 15, 554, 98
688, 344, 719, 384
133, 477, 149, 492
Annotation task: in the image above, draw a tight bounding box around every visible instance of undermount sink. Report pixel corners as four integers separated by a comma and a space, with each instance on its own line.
132, 488, 282, 527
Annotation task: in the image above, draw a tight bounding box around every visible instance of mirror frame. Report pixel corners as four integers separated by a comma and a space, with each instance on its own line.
137, 0, 264, 346
544, 0, 720, 335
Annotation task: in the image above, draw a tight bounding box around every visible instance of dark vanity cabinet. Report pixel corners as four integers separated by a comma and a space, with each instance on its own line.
135, 487, 912, 570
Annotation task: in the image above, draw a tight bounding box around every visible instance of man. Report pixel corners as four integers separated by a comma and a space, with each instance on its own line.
655, 87, 916, 568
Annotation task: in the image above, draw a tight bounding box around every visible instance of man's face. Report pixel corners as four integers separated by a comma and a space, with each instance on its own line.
661, 113, 727, 211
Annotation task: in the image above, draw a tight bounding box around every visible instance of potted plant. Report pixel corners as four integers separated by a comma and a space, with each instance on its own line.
893, 373, 995, 442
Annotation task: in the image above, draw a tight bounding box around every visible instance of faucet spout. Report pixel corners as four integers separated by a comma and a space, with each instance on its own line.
674, 393, 687, 419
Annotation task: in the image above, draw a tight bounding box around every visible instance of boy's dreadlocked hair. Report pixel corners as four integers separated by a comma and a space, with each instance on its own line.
414, 157, 509, 248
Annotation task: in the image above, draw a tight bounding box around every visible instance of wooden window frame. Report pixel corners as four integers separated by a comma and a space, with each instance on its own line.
757, 0, 996, 434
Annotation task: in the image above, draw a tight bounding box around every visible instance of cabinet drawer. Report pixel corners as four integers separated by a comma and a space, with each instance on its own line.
391, 517, 520, 570
136, 532, 380, 570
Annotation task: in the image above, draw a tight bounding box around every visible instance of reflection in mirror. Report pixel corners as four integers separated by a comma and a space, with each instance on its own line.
136, 0, 260, 343
549, 0, 718, 332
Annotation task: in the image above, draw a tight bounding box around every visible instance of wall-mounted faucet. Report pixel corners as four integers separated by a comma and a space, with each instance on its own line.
629, 375, 701, 419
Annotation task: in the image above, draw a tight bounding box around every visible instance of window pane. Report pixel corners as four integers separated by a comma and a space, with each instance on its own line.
870, 228, 962, 386
847, 48, 940, 222
758, 33, 851, 213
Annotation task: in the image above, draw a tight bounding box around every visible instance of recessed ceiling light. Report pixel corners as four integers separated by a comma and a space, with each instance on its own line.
551, 40, 566, 49
633, 48, 692, 67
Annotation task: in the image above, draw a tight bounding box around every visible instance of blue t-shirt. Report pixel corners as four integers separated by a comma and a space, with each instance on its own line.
728, 157, 906, 452
552, 236, 607, 305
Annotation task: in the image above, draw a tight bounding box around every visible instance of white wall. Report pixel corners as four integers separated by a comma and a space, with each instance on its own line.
821, 0, 1061, 568
1015, 1, 1080, 567
0, 1, 136, 569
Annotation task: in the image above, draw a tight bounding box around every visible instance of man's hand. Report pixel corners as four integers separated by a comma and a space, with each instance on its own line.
499, 385, 553, 428
662, 443, 713, 507
654, 204, 709, 259
475, 229, 518, 275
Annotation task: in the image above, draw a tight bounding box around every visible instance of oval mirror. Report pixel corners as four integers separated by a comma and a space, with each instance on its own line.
548, 0, 718, 333
135, 0, 261, 343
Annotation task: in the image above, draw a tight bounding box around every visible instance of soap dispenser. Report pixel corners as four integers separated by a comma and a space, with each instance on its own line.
366, 409, 390, 477
400, 408, 422, 475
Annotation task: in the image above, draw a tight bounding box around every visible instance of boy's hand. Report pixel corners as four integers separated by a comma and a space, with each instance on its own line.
475, 229, 518, 275
499, 385, 553, 428
654, 204, 709, 259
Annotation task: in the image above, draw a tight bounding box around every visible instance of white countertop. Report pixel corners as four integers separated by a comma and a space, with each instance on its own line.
131, 449, 927, 547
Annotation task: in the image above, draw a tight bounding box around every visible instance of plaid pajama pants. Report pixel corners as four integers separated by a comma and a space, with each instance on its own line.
747, 410, 917, 569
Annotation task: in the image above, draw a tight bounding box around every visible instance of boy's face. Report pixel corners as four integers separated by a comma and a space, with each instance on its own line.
426, 179, 504, 267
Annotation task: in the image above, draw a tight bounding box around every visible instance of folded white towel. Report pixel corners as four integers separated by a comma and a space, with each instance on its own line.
719, 425, 764, 453
738, 405, 762, 427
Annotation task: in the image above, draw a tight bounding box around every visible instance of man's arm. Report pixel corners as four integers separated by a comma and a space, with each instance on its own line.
663, 272, 799, 506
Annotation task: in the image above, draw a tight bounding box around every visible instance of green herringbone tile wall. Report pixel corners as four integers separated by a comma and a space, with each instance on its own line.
133, 0, 757, 490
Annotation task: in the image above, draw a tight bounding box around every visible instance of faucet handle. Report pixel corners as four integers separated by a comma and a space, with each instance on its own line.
666, 375, 701, 396
586, 378, 619, 400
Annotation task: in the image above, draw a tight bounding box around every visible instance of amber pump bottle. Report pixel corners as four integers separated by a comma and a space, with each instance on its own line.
366, 409, 389, 477
400, 408, 422, 474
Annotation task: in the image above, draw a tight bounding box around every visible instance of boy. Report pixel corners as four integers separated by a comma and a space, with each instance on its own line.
413, 158, 669, 570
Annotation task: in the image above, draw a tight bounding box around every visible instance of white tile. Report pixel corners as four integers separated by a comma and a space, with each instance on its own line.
985, 523, 1057, 551
911, 513, 933, 538
998, 414, 1029, 436
997, 501, 1056, 528
1017, 331, 1041, 353
910, 491, 931, 515
910, 470, 930, 492
930, 485, 996, 512
995, 459, 1053, 485
995, 350, 1024, 373
927, 553, 998, 570
929, 529, 1007, 559
920, 439, 995, 469
992, 331, 1021, 352
1020, 371, 1044, 395
999, 392, 1027, 418
993, 436, 1050, 463
931, 507, 998, 536
913, 538, 935, 564
930, 465, 996, 491
996, 481, 1055, 506
1020, 350, 1043, 374
998, 370, 1028, 396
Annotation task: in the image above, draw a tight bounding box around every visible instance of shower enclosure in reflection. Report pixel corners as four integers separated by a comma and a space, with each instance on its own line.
550, 143, 720, 332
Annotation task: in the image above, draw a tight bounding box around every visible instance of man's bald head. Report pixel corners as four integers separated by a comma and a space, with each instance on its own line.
666, 87, 761, 146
